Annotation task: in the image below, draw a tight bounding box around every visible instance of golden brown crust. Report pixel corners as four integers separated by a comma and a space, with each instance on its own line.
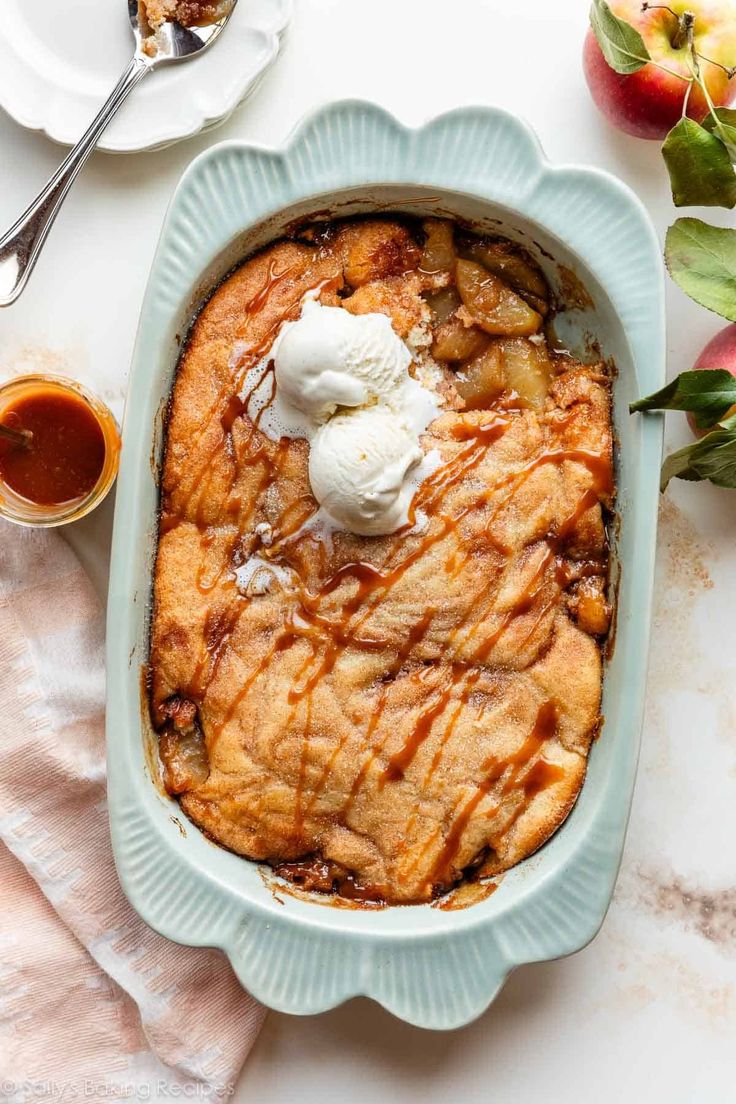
150, 217, 613, 905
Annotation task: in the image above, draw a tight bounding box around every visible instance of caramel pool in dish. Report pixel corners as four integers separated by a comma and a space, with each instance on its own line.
149, 216, 614, 906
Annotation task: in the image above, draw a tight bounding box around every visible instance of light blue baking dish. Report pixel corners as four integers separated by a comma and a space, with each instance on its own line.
106, 101, 665, 1029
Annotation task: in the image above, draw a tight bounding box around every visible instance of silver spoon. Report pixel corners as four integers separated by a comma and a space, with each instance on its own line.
0, 424, 33, 449
0, 0, 237, 308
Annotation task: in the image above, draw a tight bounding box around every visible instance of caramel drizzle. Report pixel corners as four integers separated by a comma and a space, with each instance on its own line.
392, 464, 607, 880
272, 421, 514, 809
355, 528, 582, 840
382, 666, 468, 783
173, 262, 300, 510
170, 261, 328, 536
198, 419, 509, 745
382, 540, 555, 783
197, 421, 514, 794
420, 701, 563, 891
192, 433, 291, 601
188, 603, 243, 700
182, 271, 344, 606
383, 543, 560, 858
333, 442, 609, 825
203, 426, 609, 817
331, 607, 438, 817
286, 419, 512, 690
161, 262, 302, 611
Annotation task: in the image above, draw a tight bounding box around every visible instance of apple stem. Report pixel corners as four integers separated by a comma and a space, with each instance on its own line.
671, 11, 694, 50
640, 4, 697, 53
640, 2, 689, 48
683, 20, 731, 142
697, 53, 736, 81
641, 2, 678, 16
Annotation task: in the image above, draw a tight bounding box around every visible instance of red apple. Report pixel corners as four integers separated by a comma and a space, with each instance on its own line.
688, 322, 736, 435
584, 0, 736, 140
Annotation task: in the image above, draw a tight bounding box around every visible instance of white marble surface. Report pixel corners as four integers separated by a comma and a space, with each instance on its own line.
2, 0, 735, 1100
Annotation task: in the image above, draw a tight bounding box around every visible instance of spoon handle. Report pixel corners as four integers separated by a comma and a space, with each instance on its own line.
0, 55, 150, 308
0, 424, 32, 448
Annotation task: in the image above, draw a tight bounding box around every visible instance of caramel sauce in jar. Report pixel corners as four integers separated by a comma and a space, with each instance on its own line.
0, 375, 120, 527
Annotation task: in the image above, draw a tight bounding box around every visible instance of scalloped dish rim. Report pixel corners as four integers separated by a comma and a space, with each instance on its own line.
106, 101, 665, 1028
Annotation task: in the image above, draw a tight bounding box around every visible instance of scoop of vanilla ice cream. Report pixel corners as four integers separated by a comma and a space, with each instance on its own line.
274, 299, 411, 422
309, 406, 423, 536
242, 294, 443, 538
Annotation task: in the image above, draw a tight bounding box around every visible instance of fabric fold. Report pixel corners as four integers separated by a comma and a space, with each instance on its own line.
0, 522, 264, 1092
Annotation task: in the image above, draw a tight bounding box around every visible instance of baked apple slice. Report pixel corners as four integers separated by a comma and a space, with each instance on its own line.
456, 260, 542, 336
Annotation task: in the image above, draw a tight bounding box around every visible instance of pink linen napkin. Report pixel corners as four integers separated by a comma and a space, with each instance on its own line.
0, 520, 265, 1093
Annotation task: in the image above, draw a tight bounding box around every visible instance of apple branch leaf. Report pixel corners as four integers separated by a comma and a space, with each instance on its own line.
660, 426, 736, 490
665, 218, 736, 321
662, 119, 736, 209
630, 368, 736, 428
589, 0, 651, 74
702, 108, 736, 163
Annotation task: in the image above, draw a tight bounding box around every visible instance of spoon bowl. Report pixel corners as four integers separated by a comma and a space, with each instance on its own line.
129, 0, 236, 66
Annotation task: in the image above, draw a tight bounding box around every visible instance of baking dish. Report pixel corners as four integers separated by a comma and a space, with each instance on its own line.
106, 101, 664, 1029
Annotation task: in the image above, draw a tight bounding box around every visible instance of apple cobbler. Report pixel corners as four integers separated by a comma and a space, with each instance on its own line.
139, 0, 232, 54
149, 215, 614, 906
141, 0, 231, 28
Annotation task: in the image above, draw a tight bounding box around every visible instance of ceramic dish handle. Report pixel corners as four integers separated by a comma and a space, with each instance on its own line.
0, 56, 149, 308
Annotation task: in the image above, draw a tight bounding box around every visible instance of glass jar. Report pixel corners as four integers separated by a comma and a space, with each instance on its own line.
0, 374, 121, 527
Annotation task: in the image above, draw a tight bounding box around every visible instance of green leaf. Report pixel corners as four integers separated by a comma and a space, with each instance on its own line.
660, 442, 704, 488
630, 368, 736, 428
665, 218, 736, 321
589, 0, 651, 74
661, 426, 736, 490
702, 108, 736, 163
662, 119, 736, 209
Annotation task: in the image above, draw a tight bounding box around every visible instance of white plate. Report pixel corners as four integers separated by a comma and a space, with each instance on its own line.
0, 0, 292, 153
